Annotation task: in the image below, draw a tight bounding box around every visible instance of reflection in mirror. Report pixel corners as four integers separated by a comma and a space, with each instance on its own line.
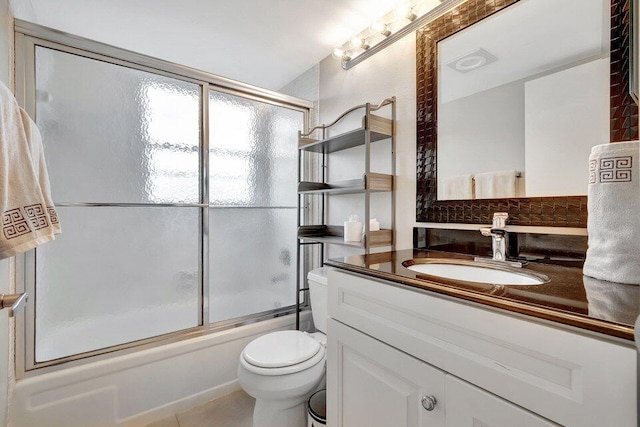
437, 0, 609, 200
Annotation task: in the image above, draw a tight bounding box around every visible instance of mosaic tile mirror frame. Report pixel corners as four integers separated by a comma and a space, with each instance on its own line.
416, 0, 639, 227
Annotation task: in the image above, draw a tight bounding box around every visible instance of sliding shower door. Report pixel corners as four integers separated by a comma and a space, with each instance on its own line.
31, 47, 203, 363
16, 31, 308, 370
208, 90, 302, 323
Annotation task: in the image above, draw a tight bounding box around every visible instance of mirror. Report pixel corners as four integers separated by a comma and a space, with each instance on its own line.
437, 0, 609, 200
416, 0, 639, 226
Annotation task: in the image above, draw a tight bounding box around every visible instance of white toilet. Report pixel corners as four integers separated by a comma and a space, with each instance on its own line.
238, 267, 328, 427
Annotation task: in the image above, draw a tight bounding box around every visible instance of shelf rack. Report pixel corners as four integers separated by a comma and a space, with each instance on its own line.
295, 97, 396, 328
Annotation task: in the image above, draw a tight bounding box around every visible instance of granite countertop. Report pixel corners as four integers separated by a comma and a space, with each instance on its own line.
324, 249, 639, 341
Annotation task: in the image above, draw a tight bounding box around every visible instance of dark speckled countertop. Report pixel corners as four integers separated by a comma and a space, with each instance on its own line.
325, 249, 639, 341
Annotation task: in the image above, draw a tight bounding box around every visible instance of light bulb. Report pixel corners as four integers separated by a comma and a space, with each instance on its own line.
350, 37, 370, 50
334, 47, 351, 63
396, 4, 417, 21
372, 21, 391, 37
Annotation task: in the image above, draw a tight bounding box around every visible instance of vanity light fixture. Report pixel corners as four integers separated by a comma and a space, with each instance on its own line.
335, 0, 466, 70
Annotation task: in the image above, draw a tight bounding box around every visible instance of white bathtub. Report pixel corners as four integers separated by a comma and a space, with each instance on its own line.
9, 312, 310, 427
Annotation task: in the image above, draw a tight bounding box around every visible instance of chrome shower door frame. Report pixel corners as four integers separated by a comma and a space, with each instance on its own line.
13, 20, 311, 376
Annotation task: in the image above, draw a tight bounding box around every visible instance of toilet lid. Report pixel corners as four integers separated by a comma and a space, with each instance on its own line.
243, 330, 321, 368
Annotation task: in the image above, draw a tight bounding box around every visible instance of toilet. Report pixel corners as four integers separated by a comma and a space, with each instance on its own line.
238, 267, 328, 427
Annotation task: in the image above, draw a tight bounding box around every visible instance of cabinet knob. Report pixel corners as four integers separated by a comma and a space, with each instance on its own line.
421, 395, 437, 411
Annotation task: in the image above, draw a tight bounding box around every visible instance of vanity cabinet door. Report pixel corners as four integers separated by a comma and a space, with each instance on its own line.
445, 376, 559, 427
327, 319, 445, 427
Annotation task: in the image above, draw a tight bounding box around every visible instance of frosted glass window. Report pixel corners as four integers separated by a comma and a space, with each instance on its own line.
208, 90, 302, 323
209, 91, 301, 207
209, 208, 297, 323
35, 47, 201, 204
35, 207, 200, 362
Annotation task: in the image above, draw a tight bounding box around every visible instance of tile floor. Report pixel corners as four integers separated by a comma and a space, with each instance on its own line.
147, 389, 255, 427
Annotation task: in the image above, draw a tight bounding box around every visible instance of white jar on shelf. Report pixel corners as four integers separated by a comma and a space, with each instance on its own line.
344, 215, 363, 242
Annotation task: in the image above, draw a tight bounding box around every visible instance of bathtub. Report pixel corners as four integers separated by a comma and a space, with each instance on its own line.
9, 312, 310, 427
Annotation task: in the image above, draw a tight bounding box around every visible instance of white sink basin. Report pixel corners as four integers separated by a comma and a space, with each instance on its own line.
404, 259, 548, 286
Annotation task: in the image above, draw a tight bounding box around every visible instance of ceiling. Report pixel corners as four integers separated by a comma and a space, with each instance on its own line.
11, 0, 402, 91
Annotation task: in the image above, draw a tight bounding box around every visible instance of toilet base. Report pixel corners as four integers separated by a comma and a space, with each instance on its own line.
249, 373, 325, 427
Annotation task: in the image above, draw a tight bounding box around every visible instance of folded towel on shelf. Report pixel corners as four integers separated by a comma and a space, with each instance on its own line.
440, 174, 474, 200
583, 141, 640, 285
0, 81, 60, 259
474, 170, 518, 199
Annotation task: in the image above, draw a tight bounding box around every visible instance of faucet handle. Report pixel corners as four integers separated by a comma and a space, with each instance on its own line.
492, 212, 508, 229
480, 227, 506, 237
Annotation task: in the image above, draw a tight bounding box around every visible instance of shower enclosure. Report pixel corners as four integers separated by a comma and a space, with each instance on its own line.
14, 21, 310, 372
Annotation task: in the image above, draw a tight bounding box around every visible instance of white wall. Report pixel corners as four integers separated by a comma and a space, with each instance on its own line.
0, 0, 13, 425
280, 64, 318, 108
0, 0, 10, 85
318, 32, 417, 252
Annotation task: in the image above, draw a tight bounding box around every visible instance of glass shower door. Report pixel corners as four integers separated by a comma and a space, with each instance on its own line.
208, 90, 302, 323
32, 46, 203, 362
19, 37, 307, 369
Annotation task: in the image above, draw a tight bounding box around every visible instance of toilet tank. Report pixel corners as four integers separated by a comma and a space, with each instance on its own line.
307, 267, 328, 334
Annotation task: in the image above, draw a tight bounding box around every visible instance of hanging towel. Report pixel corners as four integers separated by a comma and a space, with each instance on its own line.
440, 174, 474, 200
0, 82, 60, 259
18, 108, 61, 236
474, 170, 517, 199
583, 141, 640, 285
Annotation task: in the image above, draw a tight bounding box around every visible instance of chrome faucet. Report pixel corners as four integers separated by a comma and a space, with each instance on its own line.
476, 213, 524, 268
480, 212, 509, 262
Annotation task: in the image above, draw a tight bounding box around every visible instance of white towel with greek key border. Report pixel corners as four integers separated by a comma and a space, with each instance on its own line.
583, 141, 640, 285
0, 81, 60, 259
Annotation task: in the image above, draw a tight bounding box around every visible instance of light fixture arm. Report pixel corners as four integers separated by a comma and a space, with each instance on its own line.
341, 0, 466, 70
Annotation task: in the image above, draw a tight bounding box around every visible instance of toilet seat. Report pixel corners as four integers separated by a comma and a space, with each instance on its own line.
241, 330, 326, 376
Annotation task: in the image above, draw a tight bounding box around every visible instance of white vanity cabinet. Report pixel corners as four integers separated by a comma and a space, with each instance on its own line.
326, 268, 637, 427
329, 318, 445, 427
444, 376, 558, 427
329, 319, 557, 427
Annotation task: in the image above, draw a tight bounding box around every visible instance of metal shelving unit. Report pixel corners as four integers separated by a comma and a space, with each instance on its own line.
295, 97, 396, 328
